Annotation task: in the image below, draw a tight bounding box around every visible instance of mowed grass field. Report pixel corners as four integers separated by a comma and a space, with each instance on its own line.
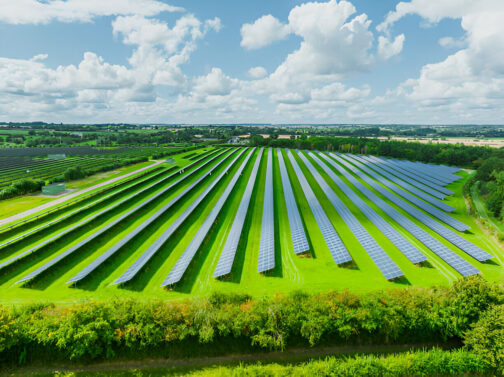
0, 146, 502, 304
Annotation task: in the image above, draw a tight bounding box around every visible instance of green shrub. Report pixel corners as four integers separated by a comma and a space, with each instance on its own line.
0, 277, 502, 365
0, 179, 45, 200
63, 166, 86, 180
465, 304, 504, 372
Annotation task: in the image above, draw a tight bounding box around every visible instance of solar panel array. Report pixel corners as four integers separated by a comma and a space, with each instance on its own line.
10, 150, 228, 282
213, 148, 264, 278
12, 149, 229, 285
297, 151, 403, 280
310, 152, 426, 264
286, 149, 351, 265
368, 155, 452, 195
365, 155, 448, 200
277, 149, 310, 255
113, 148, 247, 285
162, 148, 255, 286
258, 148, 275, 273
392, 158, 457, 186
359, 155, 454, 212
337, 153, 493, 263
346, 154, 468, 231
326, 152, 481, 277
65, 149, 232, 285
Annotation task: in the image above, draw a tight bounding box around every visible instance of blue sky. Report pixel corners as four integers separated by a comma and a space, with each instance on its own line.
0, 0, 502, 124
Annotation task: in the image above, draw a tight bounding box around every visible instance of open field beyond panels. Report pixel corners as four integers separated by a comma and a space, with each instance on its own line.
0, 146, 503, 303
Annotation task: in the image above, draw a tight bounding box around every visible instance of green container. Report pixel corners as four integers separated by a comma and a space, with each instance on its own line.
42, 183, 66, 195
48, 154, 66, 160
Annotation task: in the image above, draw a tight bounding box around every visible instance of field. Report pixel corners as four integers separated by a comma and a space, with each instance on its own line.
0, 146, 502, 304
0, 146, 188, 188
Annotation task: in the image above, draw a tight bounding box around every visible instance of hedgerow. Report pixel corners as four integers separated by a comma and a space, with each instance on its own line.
0, 276, 502, 367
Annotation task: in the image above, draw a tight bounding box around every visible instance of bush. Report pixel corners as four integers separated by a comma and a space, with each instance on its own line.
465, 304, 504, 372
0, 277, 502, 366
0, 179, 45, 200
63, 166, 86, 180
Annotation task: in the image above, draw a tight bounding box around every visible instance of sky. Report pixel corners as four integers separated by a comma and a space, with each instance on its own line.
0, 0, 503, 125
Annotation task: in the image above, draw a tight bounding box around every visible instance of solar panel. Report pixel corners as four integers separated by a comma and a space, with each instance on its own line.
392, 158, 457, 185
347, 154, 467, 231
296, 151, 403, 280
311, 152, 426, 264
0, 166, 170, 250
406, 160, 460, 182
277, 149, 309, 255
162, 148, 255, 286
359, 155, 453, 210
368, 155, 452, 193
258, 148, 275, 273
11, 149, 232, 284
286, 149, 351, 265
335, 153, 492, 263
112, 148, 247, 285
325, 152, 480, 277
65, 148, 234, 285
213, 148, 264, 278
365, 155, 449, 199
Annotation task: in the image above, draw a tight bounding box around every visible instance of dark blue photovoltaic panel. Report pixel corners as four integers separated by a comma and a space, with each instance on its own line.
13, 149, 231, 285
65, 149, 232, 285
392, 158, 459, 184
364, 155, 449, 200
162, 148, 254, 286
367, 155, 452, 194
297, 151, 403, 280
258, 148, 275, 273
310, 152, 426, 264
359, 155, 454, 211
336, 153, 492, 264
326, 152, 480, 277
347, 154, 467, 231
286, 150, 351, 265
213, 148, 264, 278
112, 148, 247, 285
277, 149, 309, 255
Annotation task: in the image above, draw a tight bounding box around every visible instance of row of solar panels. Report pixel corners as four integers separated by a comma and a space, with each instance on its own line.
4, 147, 492, 287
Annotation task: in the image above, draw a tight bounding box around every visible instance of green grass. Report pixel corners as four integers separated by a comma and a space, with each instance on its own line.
0, 147, 502, 304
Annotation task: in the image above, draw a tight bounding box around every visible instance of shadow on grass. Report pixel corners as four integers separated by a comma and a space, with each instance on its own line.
418, 260, 434, 268
393, 276, 411, 285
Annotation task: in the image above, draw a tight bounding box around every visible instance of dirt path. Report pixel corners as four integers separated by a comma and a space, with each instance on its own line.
2, 342, 454, 376
0, 160, 165, 228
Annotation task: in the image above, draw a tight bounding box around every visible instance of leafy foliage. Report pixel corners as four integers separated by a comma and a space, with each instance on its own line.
0, 277, 502, 366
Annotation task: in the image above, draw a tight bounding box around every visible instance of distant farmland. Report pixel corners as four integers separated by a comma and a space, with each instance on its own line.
0, 146, 502, 303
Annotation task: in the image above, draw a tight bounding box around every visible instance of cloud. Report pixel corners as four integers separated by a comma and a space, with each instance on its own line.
248, 66, 267, 79
438, 36, 466, 49
240, 15, 290, 50
0, 0, 183, 25
30, 54, 49, 62
0, 12, 221, 120
377, 34, 405, 60
193, 68, 236, 96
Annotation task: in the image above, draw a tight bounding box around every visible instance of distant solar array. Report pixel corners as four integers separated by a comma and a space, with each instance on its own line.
344, 154, 468, 231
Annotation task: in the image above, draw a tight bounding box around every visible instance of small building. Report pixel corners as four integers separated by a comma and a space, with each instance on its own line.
42, 183, 66, 195
165, 158, 175, 164
48, 154, 66, 160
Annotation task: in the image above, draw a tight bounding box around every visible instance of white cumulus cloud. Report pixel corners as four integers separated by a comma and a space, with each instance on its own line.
248, 66, 267, 79
377, 34, 405, 60
240, 15, 290, 50
0, 0, 183, 25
